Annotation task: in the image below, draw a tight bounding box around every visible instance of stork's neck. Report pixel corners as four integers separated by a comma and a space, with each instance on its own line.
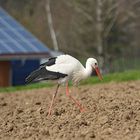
83, 62, 92, 79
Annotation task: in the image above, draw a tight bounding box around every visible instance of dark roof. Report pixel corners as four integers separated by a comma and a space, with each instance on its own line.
0, 7, 51, 59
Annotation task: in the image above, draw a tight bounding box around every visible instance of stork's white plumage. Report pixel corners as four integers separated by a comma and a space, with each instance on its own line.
26, 54, 102, 116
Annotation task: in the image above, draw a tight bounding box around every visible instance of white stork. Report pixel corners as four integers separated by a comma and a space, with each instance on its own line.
26, 54, 102, 116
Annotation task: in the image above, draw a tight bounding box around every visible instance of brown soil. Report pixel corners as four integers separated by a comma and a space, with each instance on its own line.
0, 81, 140, 140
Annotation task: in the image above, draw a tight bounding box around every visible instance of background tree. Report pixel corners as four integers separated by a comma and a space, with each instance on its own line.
1, 0, 140, 72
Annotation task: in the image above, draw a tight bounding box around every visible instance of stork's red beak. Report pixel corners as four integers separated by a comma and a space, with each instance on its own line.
94, 66, 103, 80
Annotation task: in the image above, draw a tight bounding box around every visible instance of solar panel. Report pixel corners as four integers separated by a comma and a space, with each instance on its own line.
0, 7, 51, 56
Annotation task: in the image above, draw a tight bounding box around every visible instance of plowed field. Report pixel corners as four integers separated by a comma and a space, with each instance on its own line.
0, 81, 140, 140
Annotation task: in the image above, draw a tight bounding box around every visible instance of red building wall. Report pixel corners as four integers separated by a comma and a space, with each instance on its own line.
0, 61, 10, 87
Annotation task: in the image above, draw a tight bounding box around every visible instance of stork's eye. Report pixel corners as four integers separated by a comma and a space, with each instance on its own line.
95, 63, 97, 65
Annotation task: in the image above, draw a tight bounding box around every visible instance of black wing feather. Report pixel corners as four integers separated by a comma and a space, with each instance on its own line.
40, 57, 57, 67
26, 66, 67, 84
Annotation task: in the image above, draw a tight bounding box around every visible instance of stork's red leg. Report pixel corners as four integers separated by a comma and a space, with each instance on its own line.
48, 84, 60, 116
66, 82, 84, 112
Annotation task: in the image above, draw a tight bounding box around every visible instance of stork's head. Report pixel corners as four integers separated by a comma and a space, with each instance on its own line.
87, 58, 103, 80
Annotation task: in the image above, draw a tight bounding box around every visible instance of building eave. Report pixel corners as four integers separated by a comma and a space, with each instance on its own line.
0, 53, 51, 60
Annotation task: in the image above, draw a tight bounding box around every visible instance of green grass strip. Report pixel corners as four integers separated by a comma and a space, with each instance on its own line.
0, 82, 53, 93
81, 69, 140, 85
0, 70, 140, 93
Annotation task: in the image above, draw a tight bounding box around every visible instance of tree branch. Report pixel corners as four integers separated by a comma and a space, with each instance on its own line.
103, 1, 120, 39
65, 1, 93, 22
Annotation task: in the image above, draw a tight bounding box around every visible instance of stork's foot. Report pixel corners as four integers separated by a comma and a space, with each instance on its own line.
48, 112, 51, 116
80, 108, 85, 112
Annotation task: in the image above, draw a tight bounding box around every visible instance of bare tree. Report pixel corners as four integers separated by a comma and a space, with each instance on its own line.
45, 0, 59, 51
96, 0, 104, 69
64, 0, 119, 71
47, 0, 140, 72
